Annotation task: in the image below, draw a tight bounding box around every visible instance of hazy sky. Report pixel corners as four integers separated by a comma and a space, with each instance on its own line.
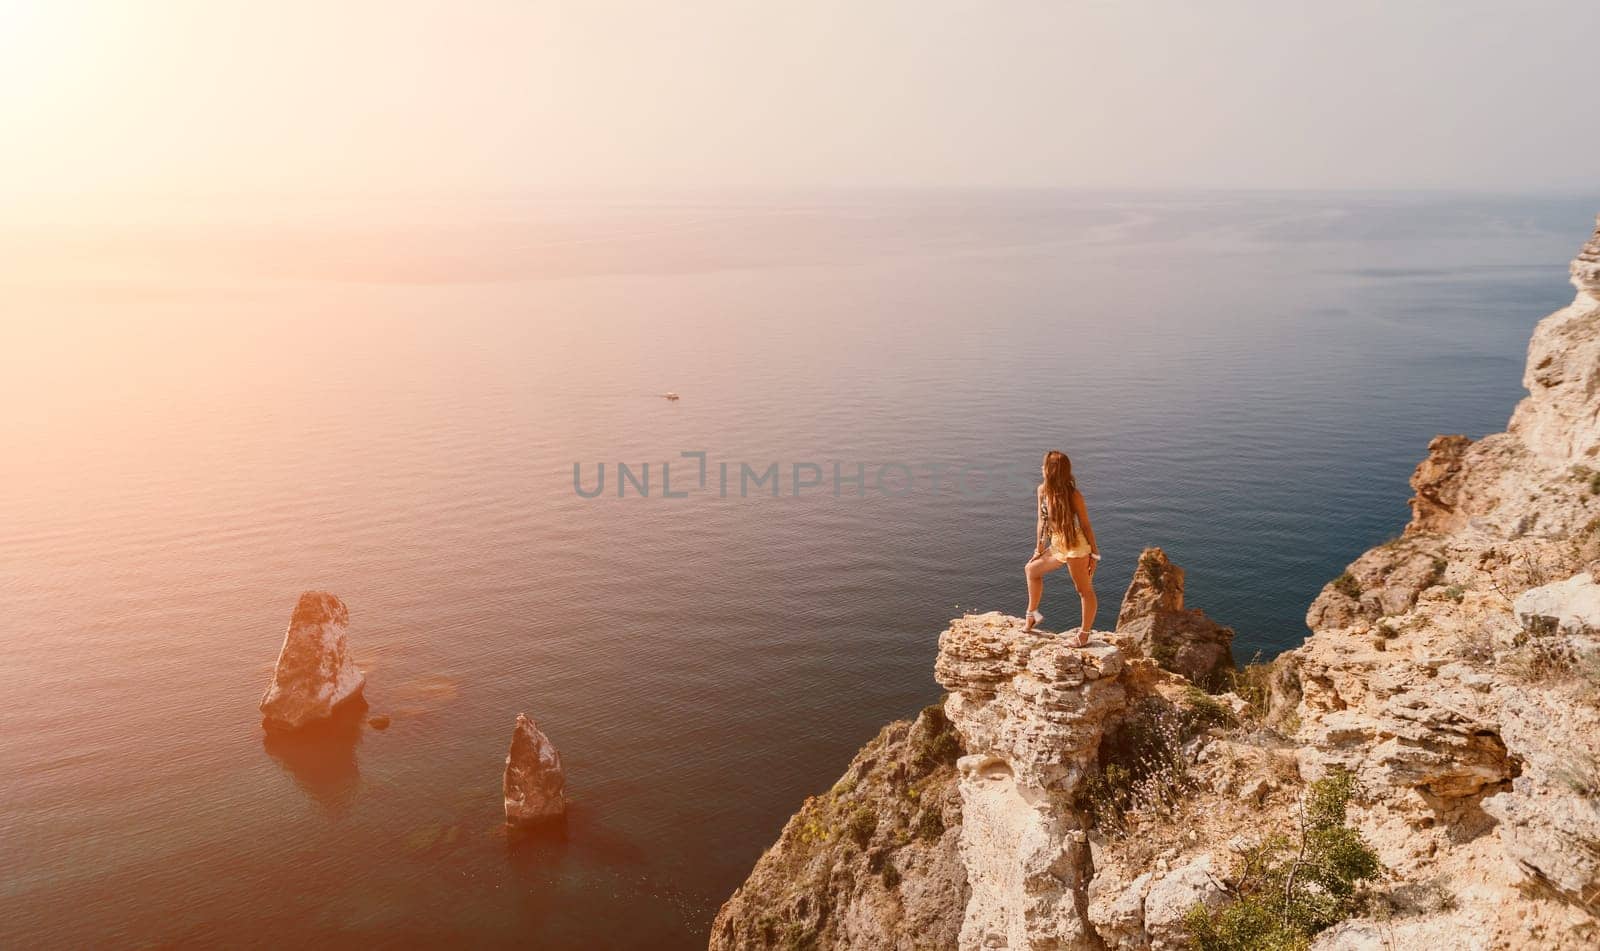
3, 0, 1597, 208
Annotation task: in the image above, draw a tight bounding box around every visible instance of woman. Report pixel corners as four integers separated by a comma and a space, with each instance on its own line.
1024, 450, 1101, 645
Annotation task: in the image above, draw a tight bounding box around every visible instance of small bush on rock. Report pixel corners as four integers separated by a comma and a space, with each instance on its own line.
1227, 654, 1272, 722
1082, 698, 1202, 833
847, 807, 879, 847
1331, 573, 1362, 600
1184, 686, 1238, 730
911, 703, 963, 771
1184, 769, 1379, 951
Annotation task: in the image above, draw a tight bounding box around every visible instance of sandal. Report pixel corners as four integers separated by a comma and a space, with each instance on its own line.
1024, 610, 1044, 631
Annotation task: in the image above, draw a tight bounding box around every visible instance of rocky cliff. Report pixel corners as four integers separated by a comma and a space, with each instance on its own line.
714, 217, 1600, 950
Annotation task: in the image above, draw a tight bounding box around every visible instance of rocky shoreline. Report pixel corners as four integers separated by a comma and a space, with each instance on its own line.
710, 216, 1600, 949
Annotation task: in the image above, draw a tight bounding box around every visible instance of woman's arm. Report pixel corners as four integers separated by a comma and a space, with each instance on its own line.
1073, 489, 1100, 565
1034, 484, 1047, 555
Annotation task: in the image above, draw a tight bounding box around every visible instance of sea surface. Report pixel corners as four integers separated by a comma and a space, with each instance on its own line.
1, 190, 1594, 948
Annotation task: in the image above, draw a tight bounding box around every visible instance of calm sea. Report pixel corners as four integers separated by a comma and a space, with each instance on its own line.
1, 191, 1593, 948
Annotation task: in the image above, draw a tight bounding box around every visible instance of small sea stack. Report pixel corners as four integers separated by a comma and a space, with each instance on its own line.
1115, 546, 1236, 687
503, 713, 567, 825
259, 592, 368, 731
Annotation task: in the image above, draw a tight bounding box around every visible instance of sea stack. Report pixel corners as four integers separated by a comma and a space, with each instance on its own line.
503, 713, 567, 825
1114, 547, 1235, 687
259, 592, 367, 731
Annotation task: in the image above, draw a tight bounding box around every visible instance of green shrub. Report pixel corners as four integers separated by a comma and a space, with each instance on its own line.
1443, 585, 1465, 603
1185, 770, 1379, 950
846, 806, 879, 847
1184, 686, 1238, 730
1184, 899, 1310, 951
1227, 655, 1274, 723
912, 806, 944, 841
912, 703, 963, 772
1331, 573, 1362, 600
880, 861, 901, 889
1082, 698, 1198, 833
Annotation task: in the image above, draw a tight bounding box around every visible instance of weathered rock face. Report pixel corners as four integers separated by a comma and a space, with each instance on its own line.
1407, 434, 1474, 535
1515, 572, 1600, 636
259, 592, 367, 731
1284, 218, 1600, 942
1508, 241, 1600, 465
1114, 548, 1235, 687
503, 713, 567, 825
1572, 214, 1600, 301
1304, 533, 1447, 631
709, 707, 968, 950
936, 613, 1126, 951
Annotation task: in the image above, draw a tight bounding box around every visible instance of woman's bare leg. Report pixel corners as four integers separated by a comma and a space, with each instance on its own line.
1064, 555, 1098, 646
1024, 551, 1064, 629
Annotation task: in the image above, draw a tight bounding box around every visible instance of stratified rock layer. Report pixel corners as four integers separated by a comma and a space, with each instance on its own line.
937, 613, 1126, 951
259, 591, 366, 731
1114, 548, 1235, 687
1572, 214, 1600, 300
1287, 220, 1600, 943
709, 707, 969, 950
503, 713, 567, 825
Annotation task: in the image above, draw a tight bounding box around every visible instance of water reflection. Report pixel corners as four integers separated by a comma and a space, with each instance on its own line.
261, 700, 368, 814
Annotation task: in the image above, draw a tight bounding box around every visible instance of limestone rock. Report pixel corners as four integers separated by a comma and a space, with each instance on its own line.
503, 713, 567, 825
1140, 854, 1227, 950
1115, 548, 1235, 687
1117, 547, 1186, 622
1572, 214, 1600, 300
1508, 235, 1600, 463
1305, 535, 1447, 631
1408, 435, 1474, 535
259, 592, 366, 731
1514, 571, 1600, 637
1481, 690, 1600, 911
936, 613, 1126, 950
1088, 869, 1152, 950
709, 707, 968, 950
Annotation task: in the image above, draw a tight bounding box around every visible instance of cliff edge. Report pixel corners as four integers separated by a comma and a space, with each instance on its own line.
713, 216, 1600, 950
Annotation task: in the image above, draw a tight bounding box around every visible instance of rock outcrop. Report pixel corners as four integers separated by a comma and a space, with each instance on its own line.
1114, 548, 1235, 687
1407, 434, 1474, 535
259, 591, 367, 731
1283, 222, 1600, 943
709, 706, 969, 950
503, 713, 567, 825
1572, 214, 1600, 300
937, 614, 1126, 950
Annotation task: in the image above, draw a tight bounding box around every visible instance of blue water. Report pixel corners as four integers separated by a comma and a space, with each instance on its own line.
1, 191, 1593, 948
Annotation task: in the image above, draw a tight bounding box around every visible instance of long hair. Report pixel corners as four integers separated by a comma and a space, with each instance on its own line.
1042, 450, 1079, 546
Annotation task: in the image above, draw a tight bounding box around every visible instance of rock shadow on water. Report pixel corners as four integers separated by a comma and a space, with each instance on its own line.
502, 803, 650, 871
503, 812, 571, 863
262, 697, 368, 814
